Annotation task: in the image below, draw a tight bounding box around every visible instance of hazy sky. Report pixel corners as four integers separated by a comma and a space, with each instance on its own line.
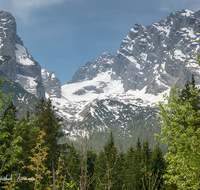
0, 0, 200, 85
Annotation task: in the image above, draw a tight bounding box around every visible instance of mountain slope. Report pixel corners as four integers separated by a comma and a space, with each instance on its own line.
0, 11, 61, 109
50, 9, 200, 148
1, 9, 200, 149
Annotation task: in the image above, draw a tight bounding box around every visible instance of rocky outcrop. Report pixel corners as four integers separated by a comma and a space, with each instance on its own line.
0, 11, 60, 99
68, 52, 114, 84
67, 10, 200, 97
112, 9, 200, 95
41, 69, 61, 98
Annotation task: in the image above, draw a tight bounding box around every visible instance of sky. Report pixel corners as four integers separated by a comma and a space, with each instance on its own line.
0, 0, 200, 85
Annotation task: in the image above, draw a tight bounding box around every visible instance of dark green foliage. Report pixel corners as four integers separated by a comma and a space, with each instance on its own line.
150, 143, 166, 189
65, 143, 81, 183
124, 145, 135, 189
34, 97, 68, 189
34, 98, 67, 162
179, 75, 200, 131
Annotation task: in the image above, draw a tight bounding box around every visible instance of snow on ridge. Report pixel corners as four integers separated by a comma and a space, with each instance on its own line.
15, 44, 35, 66
15, 74, 38, 96
51, 85, 169, 122
61, 69, 124, 102
181, 10, 194, 17
153, 24, 171, 37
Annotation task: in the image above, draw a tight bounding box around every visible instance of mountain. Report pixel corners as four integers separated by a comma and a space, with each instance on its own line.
0, 11, 61, 111
1, 9, 200, 150
51, 9, 200, 148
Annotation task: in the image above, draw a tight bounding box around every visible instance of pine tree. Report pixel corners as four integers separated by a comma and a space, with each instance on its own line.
141, 137, 152, 173
34, 97, 67, 189
96, 132, 118, 190
16, 113, 40, 190
150, 143, 166, 189
65, 143, 81, 185
124, 145, 135, 190
2, 101, 18, 149
133, 137, 142, 189
115, 144, 125, 189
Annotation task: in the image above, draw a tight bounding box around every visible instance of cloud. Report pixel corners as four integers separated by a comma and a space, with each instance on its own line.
159, 0, 200, 12
0, 0, 72, 24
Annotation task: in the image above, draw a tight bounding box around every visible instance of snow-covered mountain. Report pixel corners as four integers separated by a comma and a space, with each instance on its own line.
1, 9, 200, 147
52, 9, 200, 120
0, 11, 61, 100
49, 9, 200, 143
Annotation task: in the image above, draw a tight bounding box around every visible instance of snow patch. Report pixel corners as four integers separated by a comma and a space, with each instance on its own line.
15, 74, 38, 96
61, 69, 124, 102
181, 10, 194, 17
15, 44, 35, 66
174, 49, 186, 61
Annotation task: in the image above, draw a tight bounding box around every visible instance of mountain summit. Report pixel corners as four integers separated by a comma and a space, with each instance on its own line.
0, 9, 200, 146
0, 11, 61, 100
51, 9, 200, 121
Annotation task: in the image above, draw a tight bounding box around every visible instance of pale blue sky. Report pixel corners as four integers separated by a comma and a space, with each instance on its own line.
0, 0, 200, 85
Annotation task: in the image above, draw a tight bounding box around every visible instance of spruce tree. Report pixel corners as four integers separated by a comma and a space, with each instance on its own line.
115, 145, 125, 189
150, 143, 166, 189
124, 145, 135, 190
96, 132, 118, 190
141, 137, 152, 173
34, 97, 67, 189
133, 137, 142, 189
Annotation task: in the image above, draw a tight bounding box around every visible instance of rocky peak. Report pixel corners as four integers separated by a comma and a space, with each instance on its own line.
68, 52, 114, 84
0, 11, 60, 100
41, 68, 61, 98
112, 9, 200, 94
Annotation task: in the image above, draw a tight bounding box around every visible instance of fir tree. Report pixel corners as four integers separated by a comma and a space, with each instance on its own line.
150, 143, 166, 189
96, 132, 118, 190
124, 145, 135, 190
34, 97, 67, 189
133, 137, 142, 190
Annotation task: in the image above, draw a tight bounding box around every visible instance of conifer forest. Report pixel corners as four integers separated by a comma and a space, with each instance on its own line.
1, 65, 200, 189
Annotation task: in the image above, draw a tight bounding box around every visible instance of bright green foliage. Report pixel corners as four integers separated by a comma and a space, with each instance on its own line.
20, 130, 51, 190
156, 80, 200, 189
34, 97, 67, 189
0, 78, 23, 175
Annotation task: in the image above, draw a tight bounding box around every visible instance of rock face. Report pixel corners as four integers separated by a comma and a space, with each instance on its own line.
41, 69, 61, 98
0, 11, 61, 99
68, 52, 114, 84
53, 9, 200, 127
113, 9, 200, 94
68, 10, 200, 98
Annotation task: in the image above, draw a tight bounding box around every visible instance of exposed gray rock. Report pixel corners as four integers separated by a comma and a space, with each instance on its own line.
111, 9, 200, 95
68, 52, 114, 84
66, 10, 200, 97
0, 11, 63, 99
41, 68, 61, 98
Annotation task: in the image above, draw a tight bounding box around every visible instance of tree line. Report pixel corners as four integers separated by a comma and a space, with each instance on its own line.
1, 70, 200, 189
0, 76, 167, 190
